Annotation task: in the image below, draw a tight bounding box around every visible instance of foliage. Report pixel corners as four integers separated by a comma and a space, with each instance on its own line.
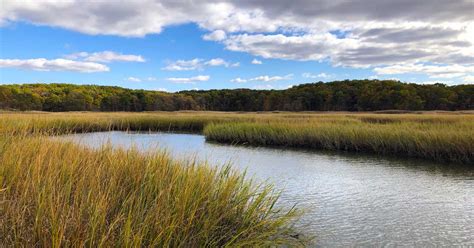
1, 80, 472, 111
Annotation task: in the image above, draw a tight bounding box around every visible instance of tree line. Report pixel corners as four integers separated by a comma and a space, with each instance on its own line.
0, 80, 472, 112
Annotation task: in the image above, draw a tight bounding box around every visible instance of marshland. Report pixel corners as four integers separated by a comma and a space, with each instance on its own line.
2, 0, 474, 246
1, 111, 473, 246
2, 111, 473, 163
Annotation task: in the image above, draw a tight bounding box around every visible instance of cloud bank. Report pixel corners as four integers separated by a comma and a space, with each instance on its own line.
162, 58, 238, 71
0, 58, 109, 72
166, 75, 210, 84
2, 0, 473, 79
66, 51, 145, 63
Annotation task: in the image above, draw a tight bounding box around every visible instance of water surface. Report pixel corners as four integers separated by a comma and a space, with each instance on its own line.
63, 131, 474, 247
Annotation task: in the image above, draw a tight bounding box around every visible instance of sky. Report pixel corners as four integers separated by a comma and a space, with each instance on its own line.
0, 0, 473, 92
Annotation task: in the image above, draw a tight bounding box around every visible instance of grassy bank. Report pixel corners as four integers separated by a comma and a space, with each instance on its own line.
1, 111, 472, 164
204, 114, 474, 164
0, 133, 303, 246
0, 112, 471, 246
204, 119, 473, 164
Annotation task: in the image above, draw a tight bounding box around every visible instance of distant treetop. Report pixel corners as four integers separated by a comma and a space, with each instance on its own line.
1, 80, 472, 111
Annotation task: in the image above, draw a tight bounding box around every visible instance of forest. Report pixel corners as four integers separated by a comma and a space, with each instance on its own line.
0, 80, 472, 111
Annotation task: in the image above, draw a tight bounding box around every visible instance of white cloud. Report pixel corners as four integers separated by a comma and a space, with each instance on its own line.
125, 76, 157, 82
4, 1, 471, 36
162, 58, 237, 71
155, 88, 168, 92
126, 77, 141, 82
162, 59, 203, 71
251, 58, 262, 64
374, 64, 474, 79
203, 30, 227, 41
205, 58, 228, 66
1, 0, 473, 82
231, 74, 293, 83
250, 74, 293, 82
0, 58, 109, 72
166, 75, 210, 84
252, 84, 295, 90
302, 72, 333, 79
230, 77, 247, 83
66, 51, 145, 63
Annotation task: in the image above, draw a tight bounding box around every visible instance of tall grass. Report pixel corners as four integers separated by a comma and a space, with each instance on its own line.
0, 112, 242, 135
0, 111, 471, 245
0, 133, 304, 247
1, 111, 472, 164
204, 115, 474, 164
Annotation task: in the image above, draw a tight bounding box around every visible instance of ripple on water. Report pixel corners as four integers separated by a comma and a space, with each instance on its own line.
60, 131, 474, 247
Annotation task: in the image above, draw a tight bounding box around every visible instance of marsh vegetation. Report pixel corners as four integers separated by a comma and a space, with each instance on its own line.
0, 115, 304, 247
0, 111, 472, 246
1, 111, 472, 163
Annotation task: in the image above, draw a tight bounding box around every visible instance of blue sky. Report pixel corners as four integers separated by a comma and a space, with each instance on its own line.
1, 1, 473, 92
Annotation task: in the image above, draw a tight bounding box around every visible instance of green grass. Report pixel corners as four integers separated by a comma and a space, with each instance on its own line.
0, 133, 304, 247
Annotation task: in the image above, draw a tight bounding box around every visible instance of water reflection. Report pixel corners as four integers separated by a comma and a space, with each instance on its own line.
62, 131, 474, 247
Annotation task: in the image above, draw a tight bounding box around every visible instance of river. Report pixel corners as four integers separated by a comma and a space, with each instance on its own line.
63, 131, 474, 247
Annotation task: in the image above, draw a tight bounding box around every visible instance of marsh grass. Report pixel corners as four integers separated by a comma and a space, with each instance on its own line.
204, 115, 474, 164
0, 133, 304, 247
1, 111, 472, 164
0, 111, 472, 246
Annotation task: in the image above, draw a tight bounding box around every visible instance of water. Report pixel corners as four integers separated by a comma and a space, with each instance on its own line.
63, 131, 474, 247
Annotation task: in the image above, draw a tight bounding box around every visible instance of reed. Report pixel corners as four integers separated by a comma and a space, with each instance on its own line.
0, 111, 471, 246
0, 133, 304, 247
204, 115, 474, 164
1, 111, 472, 164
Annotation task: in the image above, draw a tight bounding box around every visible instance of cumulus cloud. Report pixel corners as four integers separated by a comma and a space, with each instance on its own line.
232, 74, 293, 83
251, 58, 263, 65
252, 84, 293, 90
166, 75, 210, 84
203, 30, 226, 41
230, 77, 247, 83
126, 77, 142, 82
66, 51, 145, 63
251, 74, 293, 82
124, 76, 157, 82
162, 59, 202, 71
374, 64, 474, 79
2, 0, 473, 79
162, 58, 237, 71
302, 72, 333, 79
0, 58, 109, 72
205, 58, 228, 66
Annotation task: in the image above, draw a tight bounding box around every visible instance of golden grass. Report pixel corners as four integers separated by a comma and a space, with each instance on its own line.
204, 114, 474, 164
0, 134, 303, 247
0, 111, 471, 246
1, 111, 472, 163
